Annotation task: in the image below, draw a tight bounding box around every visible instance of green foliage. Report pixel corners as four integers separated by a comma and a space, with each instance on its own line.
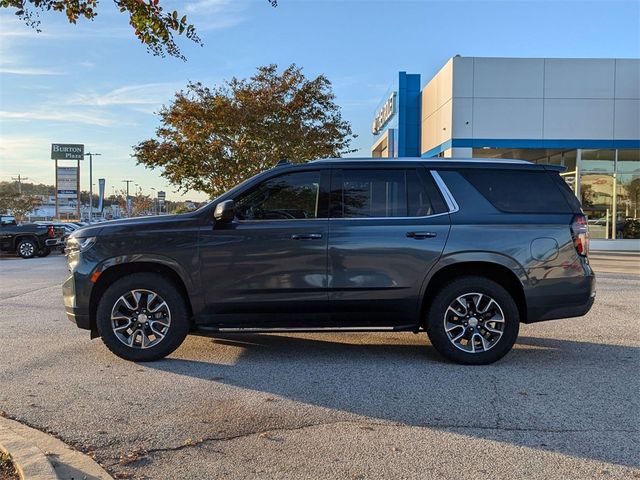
1, 1, 276, 60
0, 181, 54, 196
171, 203, 192, 215
0, 185, 41, 220
134, 64, 357, 198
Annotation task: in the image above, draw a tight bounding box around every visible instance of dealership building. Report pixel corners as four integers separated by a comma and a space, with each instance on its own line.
370, 57, 640, 239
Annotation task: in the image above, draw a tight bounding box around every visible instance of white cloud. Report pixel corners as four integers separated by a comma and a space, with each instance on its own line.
66, 83, 179, 107
0, 67, 62, 75
0, 110, 115, 127
182, 0, 247, 30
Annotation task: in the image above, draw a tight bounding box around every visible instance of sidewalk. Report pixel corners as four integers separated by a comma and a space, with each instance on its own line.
0, 416, 112, 480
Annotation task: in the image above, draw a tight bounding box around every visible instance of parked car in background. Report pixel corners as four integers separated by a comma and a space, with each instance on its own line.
586, 217, 640, 238
63, 158, 595, 365
36, 222, 81, 236
0, 215, 63, 258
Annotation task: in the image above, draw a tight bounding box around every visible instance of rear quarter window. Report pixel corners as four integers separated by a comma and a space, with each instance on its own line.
460, 169, 573, 214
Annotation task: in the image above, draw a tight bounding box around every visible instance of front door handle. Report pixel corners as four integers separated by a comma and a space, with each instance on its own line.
291, 233, 323, 240
406, 231, 437, 239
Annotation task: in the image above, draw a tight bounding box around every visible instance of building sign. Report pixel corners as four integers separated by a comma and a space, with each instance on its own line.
51, 143, 84, 160
56, 166, 78, 214
371, 92, 396, 135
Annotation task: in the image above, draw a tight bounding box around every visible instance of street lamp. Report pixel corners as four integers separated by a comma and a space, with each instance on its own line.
150, 188, 158, 215
84, 152, 101, 223
122, 179, 134, 217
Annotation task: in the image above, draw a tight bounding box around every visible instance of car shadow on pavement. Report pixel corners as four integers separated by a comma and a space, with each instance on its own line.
146, 333, 639, 469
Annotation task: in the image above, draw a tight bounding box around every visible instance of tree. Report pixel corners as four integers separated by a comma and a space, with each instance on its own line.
626, 177, 640, 217
2, 0, 277, 60
0, 186, 41, 221
134, 64, 357, 198
115, 187, 152, 216
581, 184, 594, 208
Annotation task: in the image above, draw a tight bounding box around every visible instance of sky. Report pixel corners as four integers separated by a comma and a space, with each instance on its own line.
0, 0, 639, 202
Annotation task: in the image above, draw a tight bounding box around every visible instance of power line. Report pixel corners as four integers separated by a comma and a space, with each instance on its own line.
11, 174, 29, 194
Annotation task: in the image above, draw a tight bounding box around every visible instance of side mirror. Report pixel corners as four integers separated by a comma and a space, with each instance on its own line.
214, 200, 235, 223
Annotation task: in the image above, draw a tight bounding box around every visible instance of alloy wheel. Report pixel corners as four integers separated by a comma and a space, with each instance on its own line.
110, 289, 171, 349
19, 241, 34, 257
443, 292, 505, 353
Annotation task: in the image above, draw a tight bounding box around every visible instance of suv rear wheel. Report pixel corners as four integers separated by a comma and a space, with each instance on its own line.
96, 273, 190, 361
426, 276, 519, 365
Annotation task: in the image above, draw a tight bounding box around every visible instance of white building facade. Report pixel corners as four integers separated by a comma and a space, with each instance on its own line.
371, 57, 640, 239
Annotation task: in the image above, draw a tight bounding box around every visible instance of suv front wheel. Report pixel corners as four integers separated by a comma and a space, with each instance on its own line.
426, 276, 519, 365
96, 273, 190, 361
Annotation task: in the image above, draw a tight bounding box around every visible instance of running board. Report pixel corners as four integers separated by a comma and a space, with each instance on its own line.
194, 325, 420, 334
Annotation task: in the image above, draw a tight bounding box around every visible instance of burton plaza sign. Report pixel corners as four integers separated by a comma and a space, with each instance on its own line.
51, 143, 85, 160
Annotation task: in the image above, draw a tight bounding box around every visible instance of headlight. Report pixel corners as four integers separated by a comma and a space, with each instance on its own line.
66, 236, 96, 254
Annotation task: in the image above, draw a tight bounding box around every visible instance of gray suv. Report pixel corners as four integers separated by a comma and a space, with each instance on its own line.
63, 158, 595, 364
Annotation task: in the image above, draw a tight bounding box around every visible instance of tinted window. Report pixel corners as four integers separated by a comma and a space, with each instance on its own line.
460, 169, 572, 213
550, 171, 583, 213
235, 171, 321, 220
331, 169, 444, 218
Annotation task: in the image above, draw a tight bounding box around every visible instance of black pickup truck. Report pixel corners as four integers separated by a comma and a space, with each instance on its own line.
0, 215, 63, 258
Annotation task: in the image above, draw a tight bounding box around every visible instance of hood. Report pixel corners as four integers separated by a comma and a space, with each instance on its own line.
70, 213, 199, 238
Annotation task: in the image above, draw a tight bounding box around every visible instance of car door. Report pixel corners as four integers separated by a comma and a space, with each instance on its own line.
328, 166, 451, 326
198, 168, 330, 327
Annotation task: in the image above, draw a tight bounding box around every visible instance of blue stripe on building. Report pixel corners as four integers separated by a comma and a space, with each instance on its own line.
422, 139, 640, 157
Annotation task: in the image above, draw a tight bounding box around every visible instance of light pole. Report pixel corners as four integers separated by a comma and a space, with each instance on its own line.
84, 152, 101, 223
122, 179, 134, 217
150, 188, 158, 215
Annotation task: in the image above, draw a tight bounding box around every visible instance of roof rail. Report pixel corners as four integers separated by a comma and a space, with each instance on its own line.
274, 158, 290, 167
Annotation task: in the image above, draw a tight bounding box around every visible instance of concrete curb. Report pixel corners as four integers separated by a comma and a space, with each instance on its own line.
0, 416, 112, 480
0, 419, 57, 480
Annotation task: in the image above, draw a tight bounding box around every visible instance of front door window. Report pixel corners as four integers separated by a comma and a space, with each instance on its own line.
235, 171, 322, 220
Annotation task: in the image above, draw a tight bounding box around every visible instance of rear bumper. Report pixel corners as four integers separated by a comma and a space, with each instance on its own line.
46, 238, 64, 247
524, 271, 596, 323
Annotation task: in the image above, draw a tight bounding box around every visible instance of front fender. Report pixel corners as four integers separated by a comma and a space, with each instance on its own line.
90, 253, 204, 317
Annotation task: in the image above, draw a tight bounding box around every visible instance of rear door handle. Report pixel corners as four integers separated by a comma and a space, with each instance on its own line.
291, 233, 323, 240
406, 231, 437, 239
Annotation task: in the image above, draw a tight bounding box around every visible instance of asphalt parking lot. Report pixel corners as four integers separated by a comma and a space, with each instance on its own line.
0, 253, 638, 479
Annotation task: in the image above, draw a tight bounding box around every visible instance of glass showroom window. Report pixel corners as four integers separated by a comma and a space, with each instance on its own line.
579, 149, 640, 239
580, 149, 615, 239
616, 150, 640, 239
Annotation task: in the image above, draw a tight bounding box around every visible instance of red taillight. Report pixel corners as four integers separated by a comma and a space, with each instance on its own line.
571, 214, 589, 256
47, 225, 55, 238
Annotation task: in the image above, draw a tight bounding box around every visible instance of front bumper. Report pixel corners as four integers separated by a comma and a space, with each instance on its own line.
63, 273, 91, 330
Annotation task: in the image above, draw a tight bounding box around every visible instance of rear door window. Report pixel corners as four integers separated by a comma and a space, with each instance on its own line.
331, 168, 447, 218
460, 169, 573, 213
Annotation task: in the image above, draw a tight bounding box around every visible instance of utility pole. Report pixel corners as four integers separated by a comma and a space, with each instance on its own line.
122, 179, 134, 217
11, 174, 29, 194
84, 152, 101, 223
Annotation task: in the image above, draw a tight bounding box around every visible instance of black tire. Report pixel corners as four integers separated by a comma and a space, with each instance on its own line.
425, 276, 520, 365
96, 273, 190, 362
16, 238, 37, 259
37, 247, 51, 257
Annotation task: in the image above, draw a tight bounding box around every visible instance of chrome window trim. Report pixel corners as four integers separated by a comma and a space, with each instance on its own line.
327, 169, 457, 221
327, 211, 450, 221
430, 170, 459, 214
